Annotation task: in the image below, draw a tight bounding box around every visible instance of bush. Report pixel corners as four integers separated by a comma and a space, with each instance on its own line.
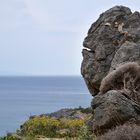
20, 115, 85, 138
20, 116, 60, 137
77, 125, 96, 140
96, 123, 140, 140
61, 119, 84, 137
0, 133, 21, 140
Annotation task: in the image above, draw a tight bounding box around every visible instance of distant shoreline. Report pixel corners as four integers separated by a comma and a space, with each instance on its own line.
0, 75, 82, 78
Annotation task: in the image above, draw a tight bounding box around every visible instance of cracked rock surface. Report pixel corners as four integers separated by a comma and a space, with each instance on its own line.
81, 6, 140, 134
81, 6, 140, 96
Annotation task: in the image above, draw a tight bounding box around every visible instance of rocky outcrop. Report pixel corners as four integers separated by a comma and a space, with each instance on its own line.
100, 62, 140, 102
81, 5, 140, 96
81, 5, 140, 135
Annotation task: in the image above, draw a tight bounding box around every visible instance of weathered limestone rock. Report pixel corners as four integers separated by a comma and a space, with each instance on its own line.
81, 6, 140, 96
110, 41, 140, 72
91, 90, 140, 135
81, 5, 140, 135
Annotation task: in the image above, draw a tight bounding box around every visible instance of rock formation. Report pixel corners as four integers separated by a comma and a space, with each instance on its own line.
81, 5, 140, 135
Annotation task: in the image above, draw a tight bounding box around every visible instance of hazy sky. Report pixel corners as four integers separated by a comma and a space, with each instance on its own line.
0, 0, 140, 76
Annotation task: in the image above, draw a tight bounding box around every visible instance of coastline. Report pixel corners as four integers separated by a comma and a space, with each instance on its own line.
0, 107, 93, 139
0, 76, 91, 136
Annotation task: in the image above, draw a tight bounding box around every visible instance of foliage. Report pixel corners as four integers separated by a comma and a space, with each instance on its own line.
77, 125, 96, 140
77, 107, 92, 114
20, 115, 85, 138
20, 116, 60, 137
60, 119, 84, 137
0, 137, 6, 140
0, 134, 21, 140
96, 123, 140, 140
1, 107, 94, 139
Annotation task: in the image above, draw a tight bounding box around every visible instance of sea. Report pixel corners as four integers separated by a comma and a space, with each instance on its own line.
0, 76, 91, 136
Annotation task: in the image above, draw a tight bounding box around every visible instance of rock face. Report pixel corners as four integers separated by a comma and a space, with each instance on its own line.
92, 90, 140, 135
81, 6, 140, 135
81, 6, 140, 96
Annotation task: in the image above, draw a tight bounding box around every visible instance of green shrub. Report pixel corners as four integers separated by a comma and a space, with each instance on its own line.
61, 119, 84, 137
0, 134, 20, 140
77, 125, 96, 140
20, 116, 60, 137
20, 115, 85, 138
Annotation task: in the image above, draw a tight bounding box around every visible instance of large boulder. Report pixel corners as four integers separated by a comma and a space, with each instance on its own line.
81, 6, 140, 96
81, 5, 140, 135
91, 90, 140, 135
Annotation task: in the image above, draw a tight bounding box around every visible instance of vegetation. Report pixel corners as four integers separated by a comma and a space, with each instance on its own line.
20, 115, 84, 138
0, 133, 22, 140
77, 125, 96, 140
0, 107, 95, 140
21, 116, 60, 137
96, 123, 140, 140
2, 116, 140, 140
75, 106, 92, 114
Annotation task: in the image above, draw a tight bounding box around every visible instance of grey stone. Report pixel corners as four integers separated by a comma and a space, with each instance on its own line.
110, 41, 140, 72
91, 90, 140, 135
81, 6, 140, 96
81, 5, 140, 135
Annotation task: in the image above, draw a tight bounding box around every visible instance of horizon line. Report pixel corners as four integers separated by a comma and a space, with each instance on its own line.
0, 75, 82, 77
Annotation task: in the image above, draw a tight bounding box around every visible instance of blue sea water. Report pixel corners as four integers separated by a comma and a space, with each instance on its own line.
0, 76, 91, 136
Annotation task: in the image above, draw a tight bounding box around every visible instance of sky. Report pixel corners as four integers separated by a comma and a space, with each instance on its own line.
0, 0, 140, 76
